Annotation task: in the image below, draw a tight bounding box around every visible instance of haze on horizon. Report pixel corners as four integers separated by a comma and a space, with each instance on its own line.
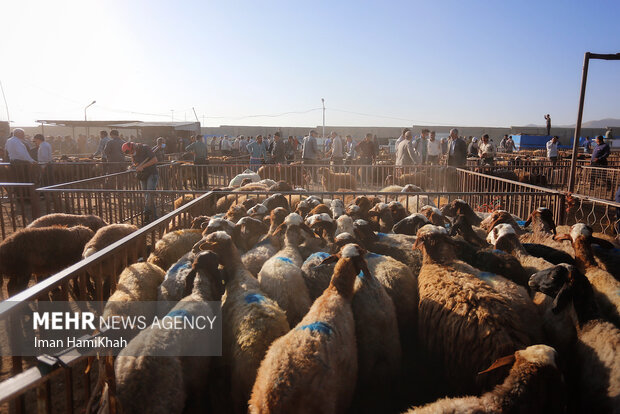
1, 0, 619, 128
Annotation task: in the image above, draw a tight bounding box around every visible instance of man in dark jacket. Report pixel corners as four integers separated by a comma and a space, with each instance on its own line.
447, 128, 467, 167
270, 132, 286, 164
591, 135, 610, 166
103, 130, 126, 172
122, 141, 159, 223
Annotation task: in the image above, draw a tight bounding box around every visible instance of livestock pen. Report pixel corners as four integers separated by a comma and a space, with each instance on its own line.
0, 181, 619, 413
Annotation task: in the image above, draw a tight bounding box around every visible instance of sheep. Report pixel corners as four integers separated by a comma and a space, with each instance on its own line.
397, 193, 436, 214
307, 203, 332, 218
82, 224, 138, 258
385, 172, 431, 189
523, 243, 576, 266
330, 199, 345, 219
523, 207, 557, 236
449, 213, 487, 247
173, 194, 195, 210
392, 214, 431, 236
420, 205, 450, 227
335, 214, 355, 237
113, 252, 221, 414
440, 199, 482, 226
295, 196, 323, 218
307, 213, 337, 243
268, 181, 293, 192
414, 224, 543, 397
367, 202, 394, 233
487, 223, 556, 276
388, 201, 409, 224
146, 229, 203, 272
257, 214, 313, 327
380, 184, 404, 193
102, 262, 165, 328
317, 167, 357, 191
262, 193, 290, 212
0, 225, 94, 296
481, 210, 527, 235
232, 216, 269, 252
190, 215, 211, 229
27, 213, 107, 233
157, 252, 195, 314
554, 224, 620, 327
197, 231, 289, 414
203, 218, 236, 237
529, 264, 620, 412
249, 244, 364, 414
225, 204, 247, 223
406, 344, 566, 414
257, 163, 307, 187
266, 207, 289, 235
258, 178, 277, 187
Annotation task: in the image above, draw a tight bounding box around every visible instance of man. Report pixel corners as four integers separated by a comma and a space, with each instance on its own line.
478, 134, 496, 165
605, 128, 613, 141
584, 136, 592, 154
238, 136, 249, 155
186, 135, 207, 164
302, 130, 319, 164
395, 128, 410, 147
544, 114, 551, 136
414, 129, 429, 164
324, 134, 333, 155
285, 136, 296, 163
467, 137, 479, 157
103, 130, 126, 173
395, 130, 418, 166
447, 128, 467, 167
591, 135, 610, 166
232, 136, 240, 155
247, 135, 267, 171
546, 136, 559, 165
426, 131, 441, 165
122, 141, 159, 223
271, 132, 286, 164
221, 135, 232, 156
499, 135, 508, 152
5, 129, 35, 164
505, 135, 517, 153
328, 131, 344, 171
356, 133, 377, 165
152, 137, 166, 162
34, 134, 53, 185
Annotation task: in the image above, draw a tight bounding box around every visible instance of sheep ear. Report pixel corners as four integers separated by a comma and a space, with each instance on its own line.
412, 236, 424, 251
551, 283, 572, 314
200, 221, 209, 230
486, 218, 502, 235
320, 255, 339, 265
272, 223, 286, 237
591, 237, 615, 249
553, 234, 572, 243
478, 354, 516, 375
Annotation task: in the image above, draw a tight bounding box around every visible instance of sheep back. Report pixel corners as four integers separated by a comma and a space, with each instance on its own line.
83, 224, 138, 258
301, 252, 333, 300
27, 213, 107, 232
147, 229, 203, 271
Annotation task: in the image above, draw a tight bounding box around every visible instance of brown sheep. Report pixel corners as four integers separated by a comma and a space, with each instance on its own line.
258, 163, 307, 187
27, 213, 107, 233
249, 244, 363, 414
173, 194, 195, 210
146, 229, 203, 272
0, 225, 94, 296
384, 172, 431, 190
317, 167, 357, 191
82, 224, 139, 258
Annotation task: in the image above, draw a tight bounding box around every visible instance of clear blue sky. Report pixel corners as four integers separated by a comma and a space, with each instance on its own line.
1, 0, 619, 127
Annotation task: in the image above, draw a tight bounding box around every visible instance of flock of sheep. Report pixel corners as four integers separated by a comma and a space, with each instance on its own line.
0, 176, 619, 413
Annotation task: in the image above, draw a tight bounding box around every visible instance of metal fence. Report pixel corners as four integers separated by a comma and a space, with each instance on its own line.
0, 192, 216, 414
0, 162, 132, 188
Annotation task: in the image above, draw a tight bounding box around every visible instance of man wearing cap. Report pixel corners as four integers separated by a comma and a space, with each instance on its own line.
122, 141, 159, 223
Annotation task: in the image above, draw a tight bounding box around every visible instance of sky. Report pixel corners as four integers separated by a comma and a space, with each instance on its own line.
1, 0, 619, 128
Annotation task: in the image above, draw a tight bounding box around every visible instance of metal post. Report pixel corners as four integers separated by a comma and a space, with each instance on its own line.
321, 98, 325, 139
84, 100, 96, 146
568, 53, 590, 194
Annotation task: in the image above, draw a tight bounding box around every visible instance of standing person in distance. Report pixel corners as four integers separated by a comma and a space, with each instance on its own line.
426, 130, 441, 165
247, 135, 267, 172
504, 135, 517, 153
302, 130, 319, 182
478, 134, 496, 166
152, 137, 166, 162
285, 136, 296, 164
544, 114, 551, 136
122, 142, 159, 223
446, 128, 467, 167
270, 132, 287, 164
414, 129, 429, 164
92, 130, 111, 160
186, 134, 208, 165
591, 135, 610, 167
395, 128, 409, 147
395, 130, 419, 168
103, 130, 126, 173
328, 132, 344, 172
546, 135, 559, 165
34, 134, 53, 185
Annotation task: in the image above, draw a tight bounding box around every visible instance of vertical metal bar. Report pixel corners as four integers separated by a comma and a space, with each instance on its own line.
568, 52, 590, 193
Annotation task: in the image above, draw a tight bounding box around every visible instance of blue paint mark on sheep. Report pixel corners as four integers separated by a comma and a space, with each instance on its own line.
357, 270, 365, 278
365, 252, 382, 258
307, 252, 330, 262
516, 220, 527, 226
167, 260, 192, 275
245, 293, 266, 304
298, 321, 333, 336
477, 272, 497, 283
276, 257, 293, 264
492, 249, 506, 254
167, 309, 192, 318
255, 238, 272, 247
377, 232, 388, 239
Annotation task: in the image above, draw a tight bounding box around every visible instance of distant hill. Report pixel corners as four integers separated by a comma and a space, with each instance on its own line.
523, 118, 620, 128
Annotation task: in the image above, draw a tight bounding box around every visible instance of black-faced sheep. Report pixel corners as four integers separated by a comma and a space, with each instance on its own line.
407, 344, 566, 414
529, 264, 620, 412
388, 201, 409, 224
27, 213, 107, 233
392, 214, 431, 236
414, 224, 543, 397
440, 199, 482, 227
249, 244, 364, 414
146, 229, 203, 272
262, 193, 290, 212
449, 213, 487, 247
0, 225, 94, 296
197, 231, 289, 413
232, 216, 269, 252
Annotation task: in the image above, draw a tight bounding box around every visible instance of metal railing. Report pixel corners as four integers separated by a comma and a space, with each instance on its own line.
0, 192, 216, 414
0, 183, 40, 240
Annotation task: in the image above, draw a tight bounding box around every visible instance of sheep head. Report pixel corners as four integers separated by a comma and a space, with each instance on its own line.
485, 210, 525, 236
307, 213, 337, 242
268, 207, 289, 233
401, 184, 423, 193
191, 215, 211, 230
196, 231, 239, 265
262, 193, 290, 212
412, 224, 458, 263
388, 201, 409, 223
233, 217, 269, 251
353, 219, 379, 246
225, 205, 247, 223
273, 213, 316, 240
202, 218, 236, 237
441, 199, 481, 226
421, 205, 450, 227
334, 232, 358, 252
353, 196, 372, 214
393, 214, 430, 236
523, 207, 556, 236
330, 199, 345, 219
308, 204, 332, 218
321, 243, 369, 300
190, 250, 223, 299
487, 223, 523, 254
553, 223, 615, 248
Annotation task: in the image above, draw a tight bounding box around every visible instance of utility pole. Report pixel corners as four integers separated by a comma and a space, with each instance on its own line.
84, 100, 96, 142
321, 98, 325, 139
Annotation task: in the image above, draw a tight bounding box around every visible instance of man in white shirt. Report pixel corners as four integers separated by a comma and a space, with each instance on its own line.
34, 134, 53, 185
546, 136, 559, 165
328, 131, 344, 171
5, 128, 35, 164
221, 135, 232, 155
426, 130, 442, 165
478, 134, 496, 165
